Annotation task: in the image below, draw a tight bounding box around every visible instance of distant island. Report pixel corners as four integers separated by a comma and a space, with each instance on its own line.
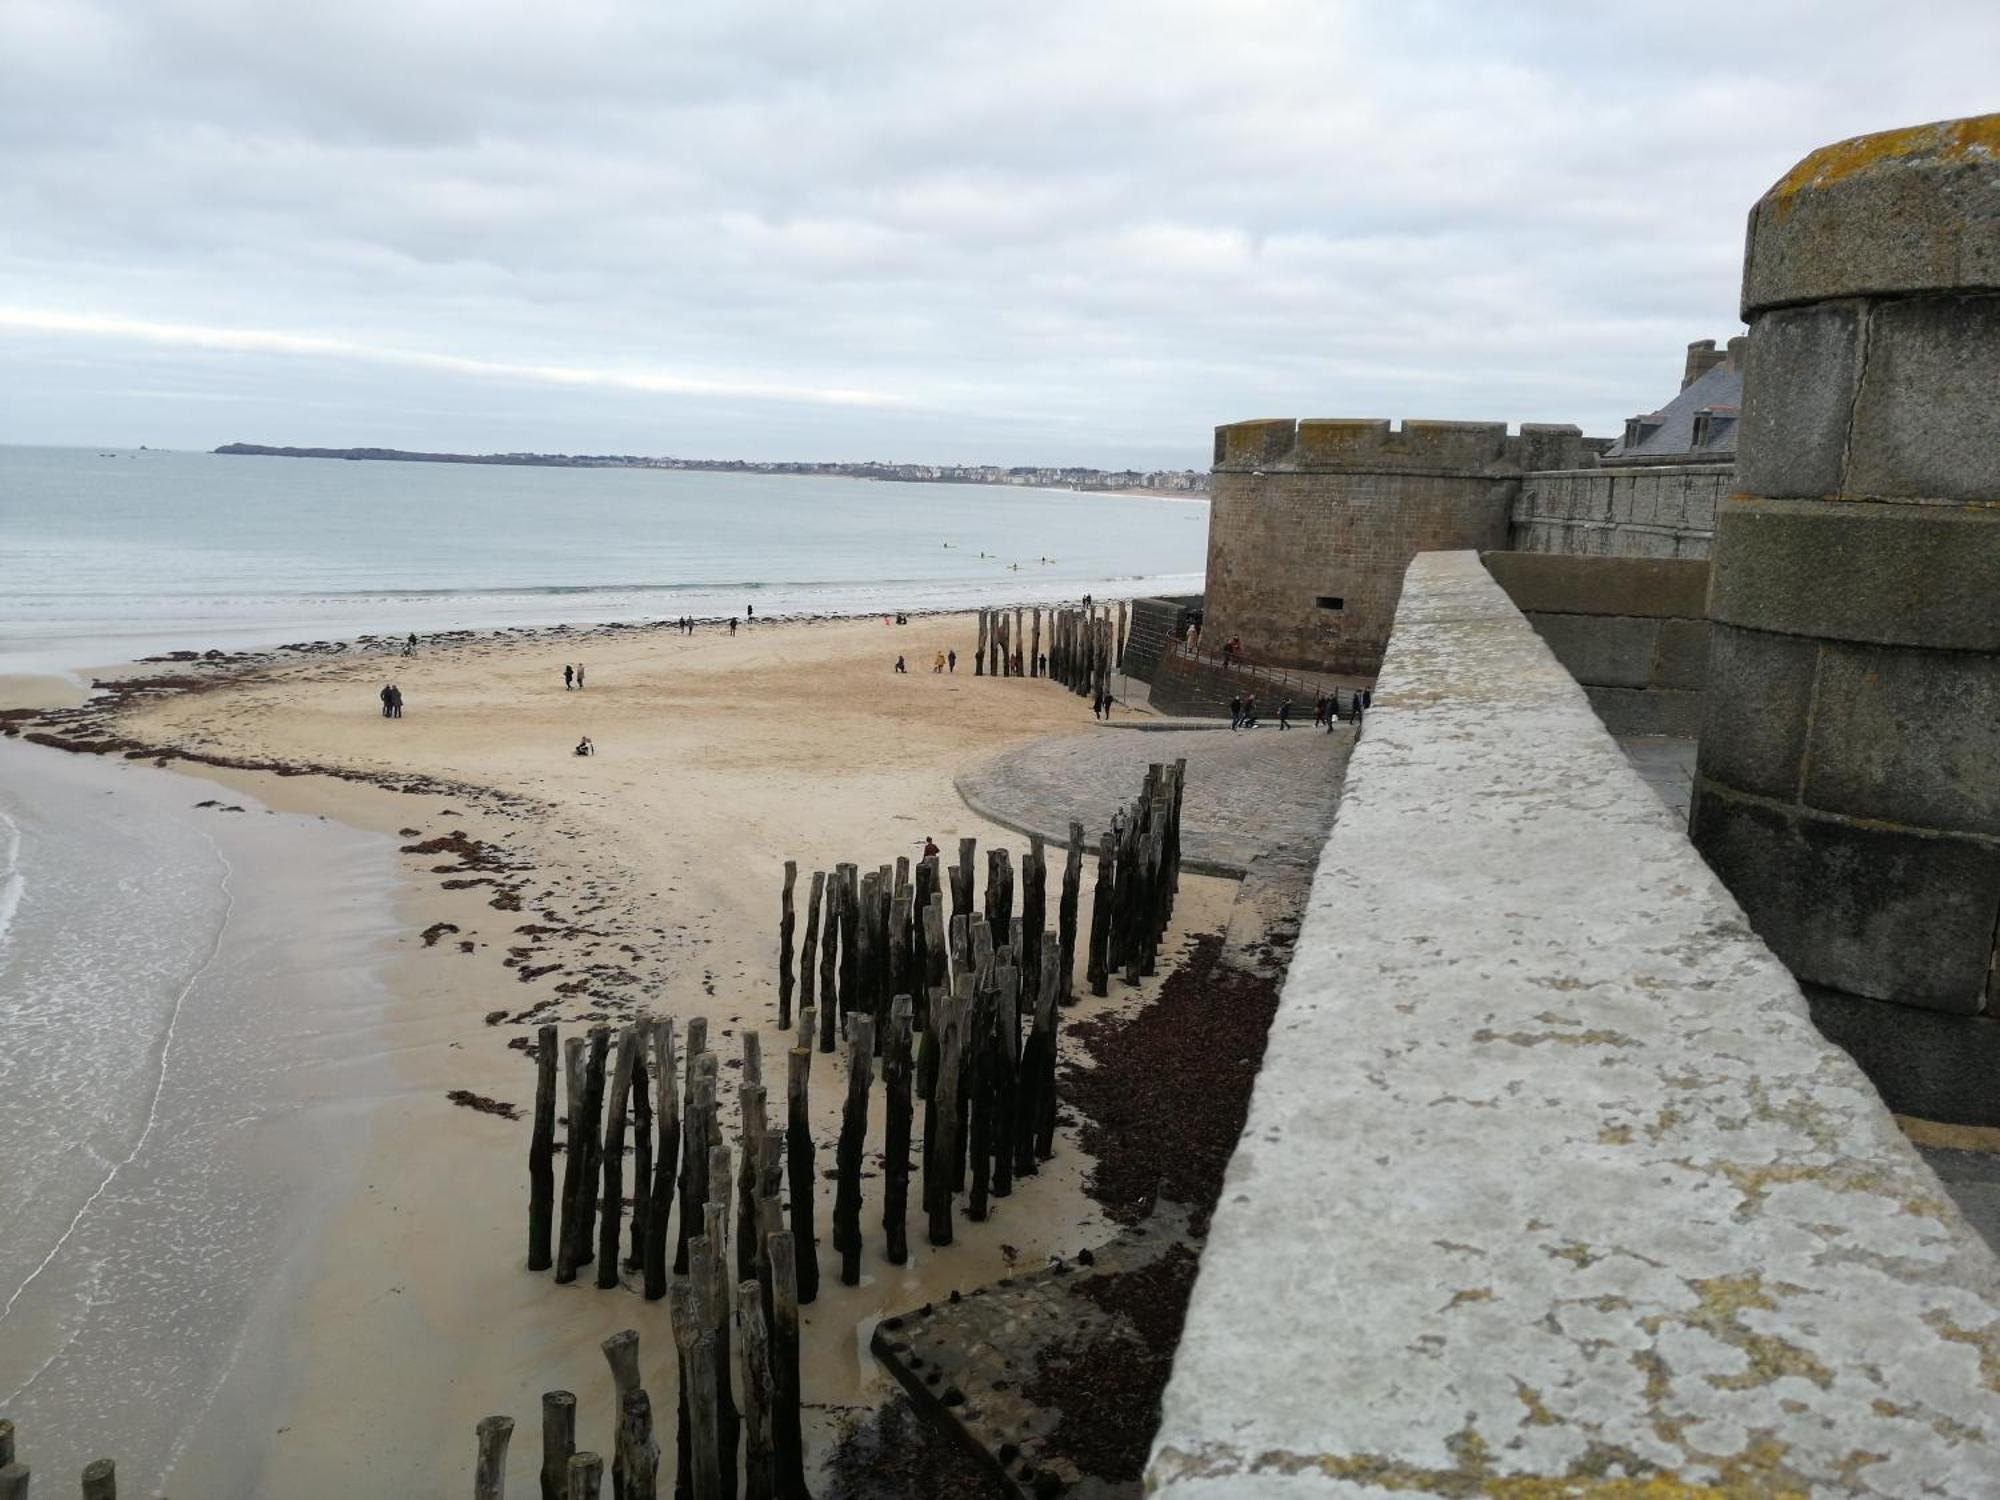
214, 443, 1209, 494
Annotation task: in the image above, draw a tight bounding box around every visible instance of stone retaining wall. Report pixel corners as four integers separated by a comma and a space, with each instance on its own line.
1509, 463, 1728, 558
1146, 550, 2000, 1497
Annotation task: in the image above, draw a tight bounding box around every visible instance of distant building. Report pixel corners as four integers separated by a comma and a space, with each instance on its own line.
1602, 337, 1745, 465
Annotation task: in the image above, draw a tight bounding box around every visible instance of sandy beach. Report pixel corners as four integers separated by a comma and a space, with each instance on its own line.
6, 610, 1240, 1495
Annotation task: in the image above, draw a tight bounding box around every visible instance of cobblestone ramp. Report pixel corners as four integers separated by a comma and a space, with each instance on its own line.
955, 724, 1353, 877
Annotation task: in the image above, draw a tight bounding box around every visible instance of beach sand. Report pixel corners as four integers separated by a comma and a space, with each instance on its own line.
61, 611, 1237, 1495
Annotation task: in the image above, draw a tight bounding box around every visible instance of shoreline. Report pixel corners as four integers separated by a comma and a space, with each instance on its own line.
2, 608, 1239, 1495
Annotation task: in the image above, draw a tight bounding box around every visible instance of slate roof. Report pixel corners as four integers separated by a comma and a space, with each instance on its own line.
1602, 356, 1742, 464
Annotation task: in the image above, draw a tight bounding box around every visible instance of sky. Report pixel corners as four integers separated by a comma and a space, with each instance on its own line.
2, 1, 1996, 469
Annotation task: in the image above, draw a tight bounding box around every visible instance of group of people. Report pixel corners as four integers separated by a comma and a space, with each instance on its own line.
377, 683, 405, 718
1227, 686, 1371, 732
931, 650, 958, 673
1091, 689, 1115, 720
561, 663, 587, 689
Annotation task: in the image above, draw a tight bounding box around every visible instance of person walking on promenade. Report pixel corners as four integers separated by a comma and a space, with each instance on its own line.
1278, 699, 1293, 730
1361, 688, 1372, 711
564, 664, 574, 691
1241, 695, 1257, 729
1228, 695, 1242, 730
380, 684, 394, 718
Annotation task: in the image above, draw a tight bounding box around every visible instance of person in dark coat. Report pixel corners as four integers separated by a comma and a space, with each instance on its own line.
1228, 695, 1243, 730
380, 684, 394, 718
564, 664, 574, 690
1278, 699, 1292, 730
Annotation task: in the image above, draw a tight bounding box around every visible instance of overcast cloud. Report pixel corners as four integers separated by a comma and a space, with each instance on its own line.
2, 1, 1995, 467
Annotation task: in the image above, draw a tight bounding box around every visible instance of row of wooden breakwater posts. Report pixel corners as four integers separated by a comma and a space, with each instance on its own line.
972, 602, 1126, 691
497, 762, 1187, 1498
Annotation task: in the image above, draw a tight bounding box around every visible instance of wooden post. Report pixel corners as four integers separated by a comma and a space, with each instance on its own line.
888, 887, 912, 1038
1014, 607, 1024, 674
1087, 831, 1114, 997
566, 1451, 604, 1500
627, 1036, 652, 1273
1059, 821, 1083, 1003
967, 979, 994, 1221
555, 1035, 587, 1283
817, 867, 841, 1054
668, 1280, 701, 1500
0, 1466, 25, 1500
777, 860, 797, 1030
736, 1083, 766, 1285
475, 1415, 514, 1500
927, 972, 969, 1245
798, 870, 824, 1029
81, 1459, 115, 1500
975, 609, 986, 676
1117, 599, 1128, 670
883, 994, 913, 1263
767, 1231, 806, 1500
992, 967, 1018, 1199
855, 868, 879, 1040
1031, 607, 1042, 676
1022, 837, 1045, 1011
785, 1044, 819, 1303
542, 1391, 578, 1500
953, 837, 975, 919
616, 1391, 659, 1500
529, 1022, 559, 1271
674, 1072, 707, 1278
736, 1282, 776, 1500
574, 1026, 611, 1269
836, 863, 859, 1038
699, 1205, 739, 1499
597, 1026, 637, 1289
834, 1014, 875, 1284
644, 1018, 678, 1300
603, 1326, 642, 1404
1035, 944, 1061, 1160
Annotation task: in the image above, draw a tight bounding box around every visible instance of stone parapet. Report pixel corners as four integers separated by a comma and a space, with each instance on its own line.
1213, 417, 1589, 475
1146, 551, 2000, 1497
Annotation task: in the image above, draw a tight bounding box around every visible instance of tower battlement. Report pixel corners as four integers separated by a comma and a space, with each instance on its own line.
1213, 418, 1588, 475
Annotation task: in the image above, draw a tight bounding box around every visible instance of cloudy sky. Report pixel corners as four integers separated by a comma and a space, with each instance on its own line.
2, 1, 1994, 468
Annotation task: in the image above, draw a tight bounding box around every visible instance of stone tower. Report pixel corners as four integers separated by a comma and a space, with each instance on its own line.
1691, 114, 2000, 1124
1206, 418, 1586, 675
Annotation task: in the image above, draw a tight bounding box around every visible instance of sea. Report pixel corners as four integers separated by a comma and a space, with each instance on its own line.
0, 445, 1207, 678
0, 443, 1206, 1490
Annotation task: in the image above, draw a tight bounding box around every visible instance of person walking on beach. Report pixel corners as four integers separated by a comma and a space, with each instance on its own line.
948, 649, 957, 673
729, 618, 738, 637
380, 684, 394, 718
403, 632, 417, 657
894, 655, 908, 673
564, 664, 574, 691
575, 664, 585, 689
934, 651, 946, 673
747, 604, 754, 620
388, 684, 404, 718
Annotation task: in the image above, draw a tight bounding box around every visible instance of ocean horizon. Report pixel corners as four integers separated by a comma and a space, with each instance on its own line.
0, 444, 1206, 680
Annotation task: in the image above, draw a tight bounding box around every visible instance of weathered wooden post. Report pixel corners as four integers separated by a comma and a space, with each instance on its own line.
644, 1017, 678, 1300
674, 1059, 708, 1278
81, 1458, 116, 1500
785, 1040, 819, 1303
883, 994, 914, 1263
529, 1022, 559, 1271
1034, 945, 1061, 1160
767, 1231, 806, 1500
1031, 607, 1042, 676
834, 1014, 875, 1284
616, 1392, 658, 1500
1022, 836, 1046, 1007
799, 870, 824, 1029
1087, 831, 1114, 997
967, 979, 995, 1221
816, 867, 840, 1054
597, 1027, 638, 1288
603, 1326, 642, 1403
575, 1026, 611, 1269
836, 862, 859, 1036
855, 868, 879, 1039
566, 1451, 604, 1500
991, 967, 1019, 1200
975, 609, 987, 676
555, 1035, 588, 1283
0, 1464, 24, 1500
736, 1082, 767, 1284
736, 1282, 777, 1500
627, 1037, 652, 1274
542, 1390, 578, 1500
927, 972, 970, 1246
1116, 599, 1128, 670
777, 860, 797, 1030
1058, 821, 1083, 1003
476, 1415, 514, 1500
952, 837, 975, 919
888, 886, 912, 1036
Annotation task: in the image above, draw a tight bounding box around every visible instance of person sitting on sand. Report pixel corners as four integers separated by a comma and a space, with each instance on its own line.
894, 655, 908, 673
574, 735, 594, 756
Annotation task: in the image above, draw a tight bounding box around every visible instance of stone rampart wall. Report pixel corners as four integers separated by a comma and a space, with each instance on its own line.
1483, 552, 1711, 737
1509, 463, 1729, 558
1146, 550, 2000, 1497
1121, 594, 1203, 683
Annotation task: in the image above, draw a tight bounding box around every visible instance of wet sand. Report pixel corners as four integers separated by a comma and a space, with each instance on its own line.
18, 611, 1236, 1494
